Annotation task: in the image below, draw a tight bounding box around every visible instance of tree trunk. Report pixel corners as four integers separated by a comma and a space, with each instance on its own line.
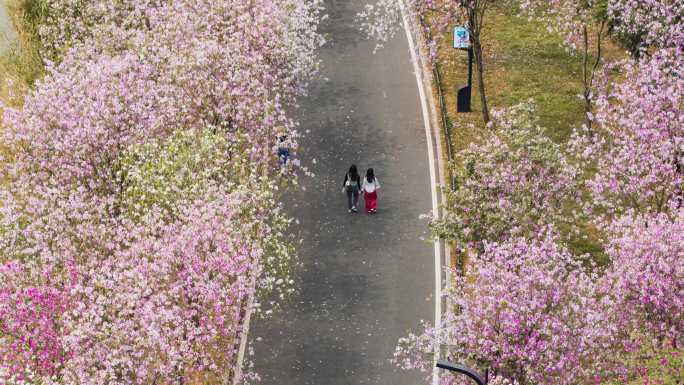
583, 87, 592, 129
472, 35, 490, 124
581, 25, 592, 130
675, 150, 683, 209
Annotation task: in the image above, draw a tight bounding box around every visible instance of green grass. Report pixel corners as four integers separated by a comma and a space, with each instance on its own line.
432, 5, 626, 257
436, 5, 624, 148
480, 11, 586, 142
0, 0, 47, 106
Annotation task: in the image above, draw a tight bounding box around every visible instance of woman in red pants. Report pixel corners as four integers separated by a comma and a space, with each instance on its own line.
362, 168, 380, 214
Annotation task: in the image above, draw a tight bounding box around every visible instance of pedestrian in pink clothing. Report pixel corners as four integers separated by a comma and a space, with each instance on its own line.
362, 168, 380, 214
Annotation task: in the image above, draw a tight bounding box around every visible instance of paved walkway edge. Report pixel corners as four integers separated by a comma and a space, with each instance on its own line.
0, 0, 19, 53
231, 269, 258, 384
396, 2, 451, 385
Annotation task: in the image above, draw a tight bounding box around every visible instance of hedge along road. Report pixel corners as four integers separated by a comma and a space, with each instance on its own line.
251, 0, 438, 383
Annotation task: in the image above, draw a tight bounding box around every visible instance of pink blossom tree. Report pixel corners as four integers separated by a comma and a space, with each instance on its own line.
573, 47, 684, 221
5, 0, 323, 190
60, 187, 266, 385
430, 101, 579, 251
394, 232, 622, 385
0, 261, 72, 382
608, 0, 684, 54
602, 211, 684, 350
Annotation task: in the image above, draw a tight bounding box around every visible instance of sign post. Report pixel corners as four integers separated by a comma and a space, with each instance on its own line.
453, 26, 473, 113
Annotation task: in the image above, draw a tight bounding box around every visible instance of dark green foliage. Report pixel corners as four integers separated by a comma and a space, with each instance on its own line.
18, 0, 48, 38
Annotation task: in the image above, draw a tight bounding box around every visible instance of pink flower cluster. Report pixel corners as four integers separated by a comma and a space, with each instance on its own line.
59, 189, 266, 384
578, 48, 684, 219
604, 212, 684, 350
396, 232, 623, 385
609, 0, 684, 50
431, 101, 578, 250
398, 216, 684, 384
0, 262, 71, 379
1, 0, 322, 383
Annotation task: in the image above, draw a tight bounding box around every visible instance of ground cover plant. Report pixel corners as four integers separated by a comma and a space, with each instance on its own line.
0, 0, 323, 383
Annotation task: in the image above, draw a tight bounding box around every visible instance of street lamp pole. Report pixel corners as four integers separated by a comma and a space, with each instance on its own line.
436, 359, 488, 385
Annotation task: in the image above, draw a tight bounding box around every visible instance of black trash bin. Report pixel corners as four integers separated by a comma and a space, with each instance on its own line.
457, 85, 472, 112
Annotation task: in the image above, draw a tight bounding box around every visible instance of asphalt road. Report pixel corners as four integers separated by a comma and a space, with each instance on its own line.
0, 1, 18, 53
251, 0, 435, 383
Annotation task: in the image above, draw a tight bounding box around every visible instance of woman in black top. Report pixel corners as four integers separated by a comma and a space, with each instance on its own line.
342, 164, 362, 213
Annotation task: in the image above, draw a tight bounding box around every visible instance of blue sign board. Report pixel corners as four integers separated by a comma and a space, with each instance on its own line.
453, 26, 470, 49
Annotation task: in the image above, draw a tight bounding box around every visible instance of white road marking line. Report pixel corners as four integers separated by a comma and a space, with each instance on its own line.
396, 2, 443, 385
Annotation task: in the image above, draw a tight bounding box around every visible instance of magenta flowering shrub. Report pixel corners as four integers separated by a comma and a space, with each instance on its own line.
61, 187, 264, 385
573, 48, 684, 220
1, 185, 275, 383
0, 262, 71, 381
1, 172, 287, 383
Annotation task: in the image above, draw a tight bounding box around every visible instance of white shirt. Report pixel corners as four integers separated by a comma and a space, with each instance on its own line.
362, 177, 380, 193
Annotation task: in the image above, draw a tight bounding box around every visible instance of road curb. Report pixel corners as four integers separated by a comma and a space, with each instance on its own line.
231, 270, 258, 385
396, 2, 451, 385
0, 0, 19, 53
